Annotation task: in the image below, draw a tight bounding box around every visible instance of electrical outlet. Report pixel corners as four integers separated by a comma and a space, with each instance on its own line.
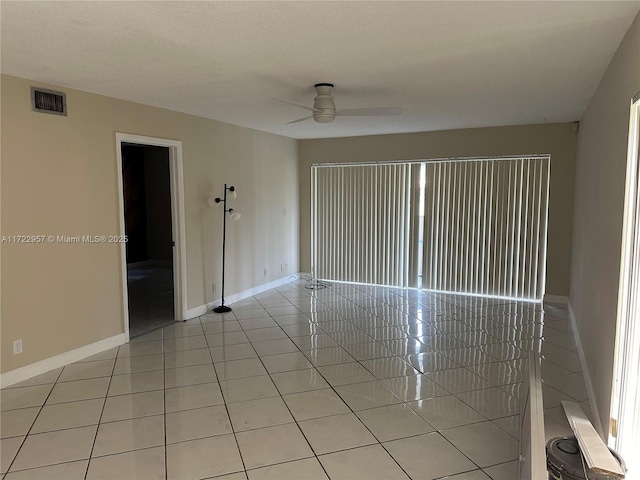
284, 263, 288, 271
212, 283, 217, 293
263, 268, 268, 277
13, 339, 23, 355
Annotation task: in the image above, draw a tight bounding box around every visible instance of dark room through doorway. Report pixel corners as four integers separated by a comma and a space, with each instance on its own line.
121, 143, 175, 337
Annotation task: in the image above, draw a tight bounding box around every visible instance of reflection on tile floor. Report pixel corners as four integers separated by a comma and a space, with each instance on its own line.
0, 279, 587, 479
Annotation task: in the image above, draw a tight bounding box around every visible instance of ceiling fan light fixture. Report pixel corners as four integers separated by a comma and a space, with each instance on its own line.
312, 83, 337, 123
312, 113, 336, 123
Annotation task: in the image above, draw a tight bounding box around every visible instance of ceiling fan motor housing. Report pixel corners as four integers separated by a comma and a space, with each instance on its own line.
313, 83, 336, 123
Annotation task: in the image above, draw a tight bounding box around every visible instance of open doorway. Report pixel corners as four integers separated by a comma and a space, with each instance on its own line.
115, 133, 187, 341
121, 143, 174, 337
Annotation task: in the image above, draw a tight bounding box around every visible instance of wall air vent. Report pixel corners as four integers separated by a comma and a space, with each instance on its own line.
31, 87, 67, 116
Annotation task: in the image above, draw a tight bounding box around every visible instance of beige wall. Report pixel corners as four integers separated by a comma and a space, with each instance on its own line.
0, 74, 299, 373
570, 12, 640, 436
299, 123, 577, 296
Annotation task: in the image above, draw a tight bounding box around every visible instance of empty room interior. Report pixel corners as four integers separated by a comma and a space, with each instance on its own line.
1, 2, 640, 480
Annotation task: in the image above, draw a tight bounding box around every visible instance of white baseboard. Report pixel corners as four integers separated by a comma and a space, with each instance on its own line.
185, 273, 301, 319
567, 300, 605, 438
544, 294, 569, 306
0, 333, 126, 389
1, 274, 302, 387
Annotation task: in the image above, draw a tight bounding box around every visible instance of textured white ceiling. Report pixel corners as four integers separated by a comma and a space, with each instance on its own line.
1, 1, 639, 139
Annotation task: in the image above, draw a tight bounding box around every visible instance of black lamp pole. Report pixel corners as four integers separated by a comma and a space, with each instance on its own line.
213, 184, 235, 313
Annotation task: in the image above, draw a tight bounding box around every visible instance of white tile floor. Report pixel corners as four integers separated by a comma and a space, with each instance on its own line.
0, 278, 587, 480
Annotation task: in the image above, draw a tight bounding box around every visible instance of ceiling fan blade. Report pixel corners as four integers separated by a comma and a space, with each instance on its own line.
286, 115, 313, 124
272, 97, 321, 113
336, 107, 402, 116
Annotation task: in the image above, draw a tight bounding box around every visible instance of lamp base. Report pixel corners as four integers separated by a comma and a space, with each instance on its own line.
213, 305, 232, 313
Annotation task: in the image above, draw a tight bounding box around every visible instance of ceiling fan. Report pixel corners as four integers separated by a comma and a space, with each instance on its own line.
274, 83, 402, 124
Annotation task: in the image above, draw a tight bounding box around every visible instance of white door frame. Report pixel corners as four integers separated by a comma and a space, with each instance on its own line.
115, 133, 187, 341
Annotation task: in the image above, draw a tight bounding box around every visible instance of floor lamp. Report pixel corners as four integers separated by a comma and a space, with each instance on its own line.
209, 184, 241, 313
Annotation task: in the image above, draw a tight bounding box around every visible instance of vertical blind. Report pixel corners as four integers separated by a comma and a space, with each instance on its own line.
312, 163, 413, 287
311, 155, 550, 300
421, 157, 550, 300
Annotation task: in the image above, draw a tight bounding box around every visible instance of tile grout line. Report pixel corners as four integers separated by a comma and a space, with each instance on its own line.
2, 366, 64, 476
238, 293, 334, 479
307, 284, 531, 476
82, 347, 118, 480
200, 313, 251, 479
162, 328, 168, 480
255, 287, 418, 479
368, 299, 508, 477
229, 286, 556, 478
305, 288, 417, 479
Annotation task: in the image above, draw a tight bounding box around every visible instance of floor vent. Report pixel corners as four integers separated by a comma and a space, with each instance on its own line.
31, 87, 67, 116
